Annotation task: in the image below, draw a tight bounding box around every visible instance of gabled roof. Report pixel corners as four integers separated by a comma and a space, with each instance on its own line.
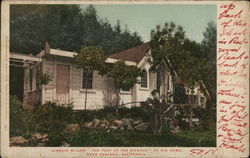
109, 42, 150, 63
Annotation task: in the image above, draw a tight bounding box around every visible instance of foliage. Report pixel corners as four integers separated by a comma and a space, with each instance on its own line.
36, 70, 53, 86
9, 95, 32, 137
149, 21, 217, 121
74, 46, 107, 73
106, 61, 142, 90
41, 104, 215, 147
200, 21, 217, 104
173, 83, 187, 104
31, 102, 73, 132
30, 102, 74, 146
10, 98, 215, 147
10, 100, 74, 146
150, 22, 209, 93
10, 66, 24, 101
10, 5, 143, 55
193, 103, 216, 131
175, 106, 190, 130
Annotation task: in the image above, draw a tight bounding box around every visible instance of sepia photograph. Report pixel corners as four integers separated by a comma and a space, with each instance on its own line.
9, 3, 217, 148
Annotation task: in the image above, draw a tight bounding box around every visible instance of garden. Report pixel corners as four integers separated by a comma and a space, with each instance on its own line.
10, 95, 216, 147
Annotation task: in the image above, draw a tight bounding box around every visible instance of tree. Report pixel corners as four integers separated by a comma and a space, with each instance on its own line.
201, 21, 216, 105
150, 22, 210, 128
150, 22, 185, 73
106, 61, 142, 114
10, 5, 143, 55
10, 5, 84, 54
150, 22, 212, 95
199, 21, 217, 129
74, 46, 107, 109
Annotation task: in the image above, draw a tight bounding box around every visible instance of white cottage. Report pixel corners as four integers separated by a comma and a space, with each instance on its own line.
10, 42, 207, 110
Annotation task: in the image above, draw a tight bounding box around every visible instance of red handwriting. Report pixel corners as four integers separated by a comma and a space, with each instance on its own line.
228, 37, 248, 44
191, 2, 248, 156
234, 19, 247, 26
220, 70, 237, 76
217, 60, 239, 68
219, 141, 246, 152
218, 89, 241, 98
229, 102, 246, 111
189, 148, 218, 156
218, 52, 245, 60
219, 9, 243, 19
220, 28, 247, 37
218, 46, 241, 53
219, 99, 232, 105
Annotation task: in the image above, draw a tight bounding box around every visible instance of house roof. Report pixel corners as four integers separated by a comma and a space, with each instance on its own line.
109, 42, 150, 63
10, 52, 42, 62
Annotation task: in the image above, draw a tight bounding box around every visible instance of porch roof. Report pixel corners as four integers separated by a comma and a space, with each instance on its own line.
10, 52, 42, 62
10, 52, 42, 68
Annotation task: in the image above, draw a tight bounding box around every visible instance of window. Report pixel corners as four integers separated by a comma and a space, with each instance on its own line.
82, 70, 93, 89
140, 70, 148, 88
29, 68, 33, 91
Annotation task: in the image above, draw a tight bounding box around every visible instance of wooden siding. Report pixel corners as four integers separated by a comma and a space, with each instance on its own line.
42, 56, 133, 110
43, 57, 55, 102
23, 67, 29, 108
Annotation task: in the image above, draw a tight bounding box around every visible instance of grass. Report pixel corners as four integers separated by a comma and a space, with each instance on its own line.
62, 129, 216, 147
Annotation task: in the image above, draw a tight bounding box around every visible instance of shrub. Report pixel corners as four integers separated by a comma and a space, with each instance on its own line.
193, 106, 216, 131
175, 106, 190, 130
10, 95, 32, 137
30, 102, 74, 146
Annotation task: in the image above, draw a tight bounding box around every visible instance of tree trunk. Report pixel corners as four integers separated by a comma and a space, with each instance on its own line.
188, 93, 192, 129
115, 89, 120, 115
84, 71, 88, 110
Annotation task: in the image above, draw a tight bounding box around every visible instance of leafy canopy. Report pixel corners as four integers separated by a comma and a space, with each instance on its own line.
74, 47, 142, 91
74, 46, 107, 74
200, 21, 216, 102
150, 22, 211, 93
10, 5, 143, 55
106, 61, 142, 90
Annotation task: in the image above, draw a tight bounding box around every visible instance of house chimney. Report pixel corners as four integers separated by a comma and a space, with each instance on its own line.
45, 41, 50, 54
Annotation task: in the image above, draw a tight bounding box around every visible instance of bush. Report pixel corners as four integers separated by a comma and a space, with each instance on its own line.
10, 100, 76, 146
30, 102, 74, 146
10, 95, 32, 137
193, 106, 216, 131
175, 106, 190, 129
31, 102, 73, 132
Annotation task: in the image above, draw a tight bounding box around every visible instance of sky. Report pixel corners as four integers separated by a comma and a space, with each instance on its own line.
81, 4, 216, 43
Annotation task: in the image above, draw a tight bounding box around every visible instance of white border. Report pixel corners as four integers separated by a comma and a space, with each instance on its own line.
1, 1, 249, 158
